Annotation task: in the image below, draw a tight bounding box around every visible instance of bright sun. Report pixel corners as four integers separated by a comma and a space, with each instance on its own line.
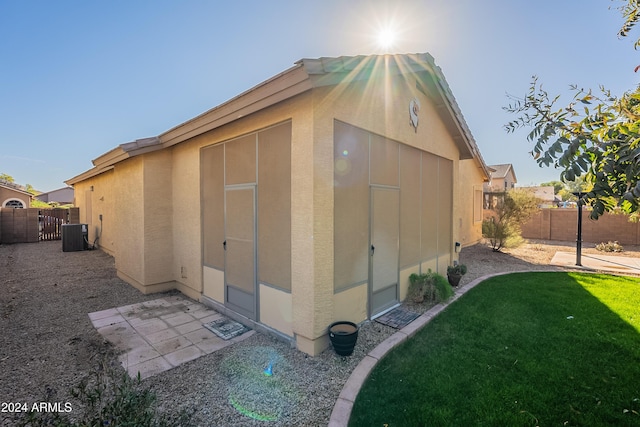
376, 27, 397, 51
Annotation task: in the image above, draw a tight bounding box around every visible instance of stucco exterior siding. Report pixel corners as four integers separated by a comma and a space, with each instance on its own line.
144, 150, 174, 286
73, 171, 116, 256
259, 284, 293, 338
289, 95, 318, 350
421, 258, 438, 276
333, 284, 368, 325
458, 159, 486, 247
310, 91, 337, 342
202, 266, 224, 303
114, 158, 145, 286
171, 142, 201, 296
190, 96, 309, 342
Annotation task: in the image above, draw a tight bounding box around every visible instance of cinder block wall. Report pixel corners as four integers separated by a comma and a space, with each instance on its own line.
521, 209, 640, 245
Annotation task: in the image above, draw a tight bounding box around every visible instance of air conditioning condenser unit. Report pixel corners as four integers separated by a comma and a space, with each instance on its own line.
62, 224, 88, 252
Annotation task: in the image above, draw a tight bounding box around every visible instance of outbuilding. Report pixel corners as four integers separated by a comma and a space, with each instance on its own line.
67, 53, 489, 355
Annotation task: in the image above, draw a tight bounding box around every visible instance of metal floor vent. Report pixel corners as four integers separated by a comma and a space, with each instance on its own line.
203, 318, 250, 340
374, 307, 420, 329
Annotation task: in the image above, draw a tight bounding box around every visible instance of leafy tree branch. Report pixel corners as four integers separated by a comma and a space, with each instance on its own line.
504, 1, 640, 219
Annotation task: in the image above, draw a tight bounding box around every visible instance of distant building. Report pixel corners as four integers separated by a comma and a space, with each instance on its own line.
519, 186, 560, 208
483, 163, 517, 192
483, 163, 517, 209
36, 187, 74, 205
0, 180, 32, 208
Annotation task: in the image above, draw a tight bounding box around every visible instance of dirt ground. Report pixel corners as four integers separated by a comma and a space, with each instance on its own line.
1, 238, 638, 426
459, 239, 640, 286
0, 242, 167, 425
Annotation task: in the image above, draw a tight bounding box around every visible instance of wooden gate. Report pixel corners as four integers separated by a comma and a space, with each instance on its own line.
39, 209, 67, 241
0, 208, 79, 244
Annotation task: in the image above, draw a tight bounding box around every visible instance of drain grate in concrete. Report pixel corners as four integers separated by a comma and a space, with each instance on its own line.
203, 318, 250, 340
375, 307, 420, 329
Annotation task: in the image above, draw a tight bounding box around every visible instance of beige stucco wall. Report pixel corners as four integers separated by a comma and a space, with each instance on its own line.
168, 93, 312, 351
458, 159, 486, 249
114, 157, 145, 289
202, 266, 224, 302
317, 75, 459, 162
259, 284, 293, 337
143, 150, 174, 287
333, 284, 368, 325
307, 71, 475, 352
73, 170, 116, 256
169, 142, 201, 299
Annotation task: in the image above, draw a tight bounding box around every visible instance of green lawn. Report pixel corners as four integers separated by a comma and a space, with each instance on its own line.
349, 272, 640, 426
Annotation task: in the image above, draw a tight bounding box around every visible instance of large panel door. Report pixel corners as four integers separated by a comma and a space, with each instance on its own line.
224, 186, 257, 320
370, 187, 400, 317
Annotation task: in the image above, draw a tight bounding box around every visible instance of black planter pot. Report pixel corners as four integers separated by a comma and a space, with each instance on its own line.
328, 321, 359, 356
447, 273, 462, 287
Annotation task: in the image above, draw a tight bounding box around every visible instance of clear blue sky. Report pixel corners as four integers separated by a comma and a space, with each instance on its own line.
1, 0, 637, 191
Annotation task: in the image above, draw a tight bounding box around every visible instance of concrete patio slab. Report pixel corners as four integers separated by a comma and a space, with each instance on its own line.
164, 345, 204, 367
89, 295, 254, 379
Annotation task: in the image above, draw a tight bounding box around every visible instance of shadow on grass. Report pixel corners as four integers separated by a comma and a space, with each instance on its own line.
349, 272, 640, 427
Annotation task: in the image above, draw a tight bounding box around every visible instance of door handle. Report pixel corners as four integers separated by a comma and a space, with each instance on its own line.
223, 240, 227, 250
371, 245, 375, 255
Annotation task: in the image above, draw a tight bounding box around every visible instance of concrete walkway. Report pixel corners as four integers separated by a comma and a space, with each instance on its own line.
550, 251, 640, 275
88, 295, 254, 379
328, 252, 640, 426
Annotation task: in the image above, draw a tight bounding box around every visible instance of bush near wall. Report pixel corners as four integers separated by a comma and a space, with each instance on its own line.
521, 209, 640, 245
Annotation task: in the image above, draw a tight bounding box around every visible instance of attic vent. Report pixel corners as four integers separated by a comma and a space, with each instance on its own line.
416, 80, 427, 96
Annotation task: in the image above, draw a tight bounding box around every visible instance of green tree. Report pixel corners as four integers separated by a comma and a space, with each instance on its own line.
540, 180, 564, 194
504, 1, 640, 219
0, 173, 15, 183
614, 0, 640, 47
482, 189, 540, 252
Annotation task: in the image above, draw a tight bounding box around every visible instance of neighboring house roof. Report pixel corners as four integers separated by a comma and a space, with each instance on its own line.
0, 180, 33, 197
36, 186, 74, 203
520, 186, 556, 202
487, 163, 517, 182
67, 53, 490, 185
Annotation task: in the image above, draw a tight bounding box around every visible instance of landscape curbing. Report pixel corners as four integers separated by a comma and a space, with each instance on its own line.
327, 270, 527, 427
328, 257, 640, 425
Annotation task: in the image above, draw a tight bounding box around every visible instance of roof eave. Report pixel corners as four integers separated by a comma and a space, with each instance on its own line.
418, 62, 490, 180
65, 165, 115, 186
67, 53, 491, 182
0, 184, 33, 197
159, 64, 312, 147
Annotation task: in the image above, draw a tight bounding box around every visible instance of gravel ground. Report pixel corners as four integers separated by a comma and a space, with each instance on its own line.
1, 239, 639, 426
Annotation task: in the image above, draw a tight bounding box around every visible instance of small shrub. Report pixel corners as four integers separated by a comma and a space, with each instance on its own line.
409, 270, 453, 303
409, 271, 432, 303
483, 189, 540, 252
409, 273, 424, 302
433, 273, 454, 302
596, 241, 624, 252
19, 360, 194, 427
